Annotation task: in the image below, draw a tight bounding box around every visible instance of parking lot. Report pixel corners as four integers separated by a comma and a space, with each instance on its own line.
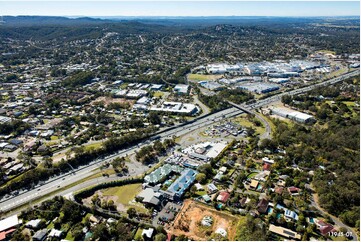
152, 201, 182, 227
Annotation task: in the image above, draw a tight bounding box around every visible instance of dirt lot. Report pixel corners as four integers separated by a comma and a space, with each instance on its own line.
91, 96, 135, 107
167, 200, 241, 241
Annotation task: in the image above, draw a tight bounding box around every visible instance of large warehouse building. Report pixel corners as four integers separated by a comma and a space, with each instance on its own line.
270, 107, 316, 124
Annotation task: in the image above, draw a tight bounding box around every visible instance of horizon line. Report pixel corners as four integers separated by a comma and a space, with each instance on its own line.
4, 15, 361, 17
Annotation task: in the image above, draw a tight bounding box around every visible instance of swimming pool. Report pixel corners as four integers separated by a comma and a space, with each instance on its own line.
267, 207, 273, 214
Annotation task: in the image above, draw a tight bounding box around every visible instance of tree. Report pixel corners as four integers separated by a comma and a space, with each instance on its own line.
259, 138, 277, 151
92, 223, 110, 241
107, 200, 115, 210
153, 140, 165, 154
149, 112, 162, 125
127, 207, 137, 218
71, 223, 84, 241
281, 95, 292, 105
175, 235, 189, 241
155, 233, 167, 241
197, 164, 214, 179
195, 173, 207, 184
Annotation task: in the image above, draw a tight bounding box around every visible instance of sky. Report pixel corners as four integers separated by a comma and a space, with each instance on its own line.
1, 1, 359, 17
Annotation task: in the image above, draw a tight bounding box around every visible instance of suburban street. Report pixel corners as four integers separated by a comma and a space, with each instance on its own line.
0, 69, 359, 215
311, 193, 358, 241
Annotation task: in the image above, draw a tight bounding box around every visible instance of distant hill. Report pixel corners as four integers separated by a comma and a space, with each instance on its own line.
0, 16, 178, 40
2, 15, 112, 26
0, 15, 358, 41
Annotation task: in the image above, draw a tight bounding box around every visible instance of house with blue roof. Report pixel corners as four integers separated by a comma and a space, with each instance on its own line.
284, 209, 299, 221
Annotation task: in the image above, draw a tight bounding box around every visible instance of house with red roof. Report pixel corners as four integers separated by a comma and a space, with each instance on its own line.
287, 186, 301, 195
316, 220, 337, 236
217, 191, 230, 203
263, 163, 272, 171
0, 229, 16, 241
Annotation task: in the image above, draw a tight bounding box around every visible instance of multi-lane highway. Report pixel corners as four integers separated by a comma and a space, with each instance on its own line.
0, 107, 244, 213
0, 69, 359, 213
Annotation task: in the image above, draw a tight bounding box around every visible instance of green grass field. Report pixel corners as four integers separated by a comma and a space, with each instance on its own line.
248, 172, 258, 178
188, 73, 222, 81
233, 116, 266, 135
50, 136, 59, 140
134, 228, 144, 241
84, 142, 103, 151
153, 91, 164, 98
102, 183, 143, 205
318, 50, 336, 55
65, 232, 75, 241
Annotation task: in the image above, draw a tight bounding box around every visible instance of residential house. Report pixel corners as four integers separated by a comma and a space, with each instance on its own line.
25, 219, 42, 229
32, 229, 48, 241
250, 179, 259, 190
269, 224, 301, 240
316, 220, 336, 236
217, 191, 230, 203
207, 183, 218, 194
195, 183, 204, 191
263, 163, 271, 171
142, 228, 154, 240
288, 186, 301, 195
284, 209, 299, 221
48, 229, 63, 239
257, 198, 269, 214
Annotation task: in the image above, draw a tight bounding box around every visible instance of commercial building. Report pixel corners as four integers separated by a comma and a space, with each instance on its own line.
0, 116, 11, 124
184, 141, 228, 161
144, 164, 183, 185
162, 168, 198, 200
270, 107, 316, 124
136, 187, 162, 207
149, 102, 198, 115
174, 84, 190, 95
150, 84, 163, 90
126, 89, 148, 99
206, 63, 242, 74
0, 215, 22, 233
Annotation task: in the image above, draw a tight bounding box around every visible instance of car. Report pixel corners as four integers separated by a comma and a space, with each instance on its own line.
57, 185, 61, 188
37, 188, 41, 191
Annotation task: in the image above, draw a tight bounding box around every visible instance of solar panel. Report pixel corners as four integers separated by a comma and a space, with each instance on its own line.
283, 230, 295, 237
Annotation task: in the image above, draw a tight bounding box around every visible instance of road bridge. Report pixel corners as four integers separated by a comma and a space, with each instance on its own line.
227, 101, 271, 140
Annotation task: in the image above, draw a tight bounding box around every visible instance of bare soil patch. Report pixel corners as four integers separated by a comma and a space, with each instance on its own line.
167, 200, 240, 241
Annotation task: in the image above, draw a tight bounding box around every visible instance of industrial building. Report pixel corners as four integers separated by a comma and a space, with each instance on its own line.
237, 83, 280, 94
270, 107, 316, 124
268, 78, 290, 84
199, 81, 223, 91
